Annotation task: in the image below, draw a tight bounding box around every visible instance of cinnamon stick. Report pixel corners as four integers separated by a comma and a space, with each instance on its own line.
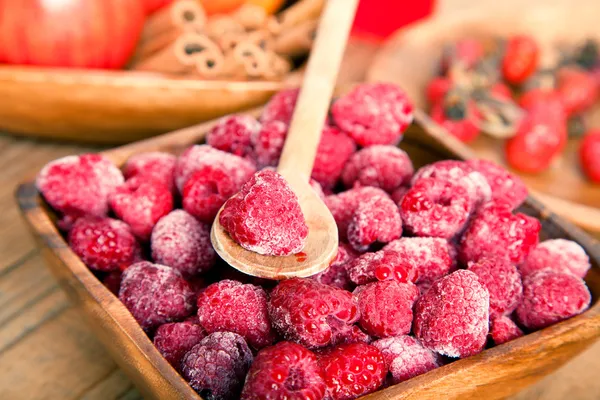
232, 4, 268, 30
141, 0, 206, 42
274, 19, 317, 57
233, 42, 270, 78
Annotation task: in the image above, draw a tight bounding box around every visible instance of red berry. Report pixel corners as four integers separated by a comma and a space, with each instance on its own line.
219, 170, 308, 256
520, 239, 591, 278
556, 67, 599, 116
197, 280, 276, 349
580, 130, 600, 183
490, 316, 524, 346
466, 159, 528, 210
151, 210, 216, 278
153, 319, 205, 371
426, 76, 452, 105
260, 88, 300, 125
102, 271, 122, 295
516, 269, 591, 330
123, 151, 176, 193
241, 341, 326, 400
206, 114, 260, 157
391, 186, 410, 204
317, 342, 386, 400
310, 243, 359, 291
490, 82, 513, 100
312, 126, 357, 189
501, 35, 539, 84
268, 278, 359, 349
346, 248, 420, 286
250, 120, 288, 168
119, 262, 195, 331
443, 38, 485, 71
68, 217, 140, 272
519, 89, 566, 119
331, 83, 413, 147
414, 270, 489, 358
430, 100, 481, 143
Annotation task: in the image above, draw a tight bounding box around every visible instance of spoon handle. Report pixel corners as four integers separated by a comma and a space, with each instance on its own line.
277, 0, 359, 179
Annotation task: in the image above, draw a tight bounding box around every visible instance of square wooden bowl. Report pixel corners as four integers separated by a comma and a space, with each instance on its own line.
16, 111, 600, 400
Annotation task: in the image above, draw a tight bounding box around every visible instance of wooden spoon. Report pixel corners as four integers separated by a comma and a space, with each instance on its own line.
211, 0, 358, 279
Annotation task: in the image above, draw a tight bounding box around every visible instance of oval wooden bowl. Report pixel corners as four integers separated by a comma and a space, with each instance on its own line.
367, 1, 600, 233
15, 109, 600, 399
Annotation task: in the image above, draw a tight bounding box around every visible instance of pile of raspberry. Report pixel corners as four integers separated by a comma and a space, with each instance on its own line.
36, 83, 593, 400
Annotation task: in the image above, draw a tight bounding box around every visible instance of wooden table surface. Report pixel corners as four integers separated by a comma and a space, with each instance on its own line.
1, 33, 600, 400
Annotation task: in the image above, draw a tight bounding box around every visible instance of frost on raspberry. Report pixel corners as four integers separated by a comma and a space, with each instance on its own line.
241, 341, 326, 400
118, 262, 195, 331
466, 159, 528, 210
219, 169, 308, 256
354, 280, 419, 338
197, 280, 276, 349
400, 178, 474, 239
373, 335, 443, 384
342, 145, 413, 193
36, 154, 124, 221
260, 88, 300, 124
311, 126, 357, 189
182, 332, 253, 400
490, 316, 524, 345
310, 242, 358, 291
346, 248, 420, 286
520, 239, 591, 278
68, 217, 140, 272
268, 278, 359, 349
516, 269, 591, 331
250, 120, 287, 168
206, 114, 260, 157
414, 270, 489, 358
151, 210, 216, 278
123, 151, 176, 193
331, 83, 414, 147
153, 319, 205, 371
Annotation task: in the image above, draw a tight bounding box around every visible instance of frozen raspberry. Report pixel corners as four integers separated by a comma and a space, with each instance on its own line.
348, 191, 403, 251
311, 243, 358, 291
151, 210, 216, 277
466, 159, 528, 210
174, 144, 256, 192
391, 186, 410, 204
310, 178, 326, 200
330, 323, 372, 346
459, 201, 541, 265
109, 177, 173, 241
347, 248, 420, 286
516, 269, 591, 331
206, 114, 260, 157
68, 217, 140, 272
342, 145, 414, 193
317, 343, 386, 400
373, 335, 443, 384
119, 261, 195, 331
268, 278, 359, 348
260, 88, 300, 124
332, 83, 414, 147
520, 239, 591, 278
102, 271, 122, 295
37, 154, 124, 220
153, 319, 205, 370
241, 341, 326, 400
197, 280, 276, 349
400, 178, 474, 239
219, 170, 308, 256
250, 120, 287, 168
490, 316, 524, 345
414, 270, 489, 358
468, 257, 523, 318
182, 332, 253, 400
354, 281, 419, 338
310, 126, 357, 189
123, 152, 176, 193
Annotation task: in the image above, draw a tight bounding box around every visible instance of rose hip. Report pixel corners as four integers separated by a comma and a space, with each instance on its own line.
430, 99, 482, 143
501, 35, 539, 84
580, 129, 600, 183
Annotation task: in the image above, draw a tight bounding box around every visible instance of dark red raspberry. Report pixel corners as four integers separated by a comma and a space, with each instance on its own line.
348, 190, 402, 251
182, 332, 253, 400
384, 237, 456, 284
490, 316, 524, 345
37, 154, 124, 220
109, 177, 173, 241
459, 201, 541, 265
468, 257, 523, 318
557, 67, 599, 116
268, 278, 359, 348
153, 319, 205, 370
241, 341, 326, 400
466, 159, 528, 210
414, 270, 489, 358
430, 100, 482, 143
250, 120, 287, 168
260, 88, 300, 124
346, 248, 420, 286
501, 35, 539, 84
119, 261, 195, 331
342, 145, 413, 193
206, 114, 260, 157
400, 178, 474, 239
102, 271, 122, 295
580, 129, 600, 183
354, 280, 419, 338
175, 144, 256, 192
151, 210, 216, 278
373, 335, 443, 384
123, 151, 176, 194
68, 217, 140, 272
516, 269, 591, 331
310, 243, 358, 291
219, 170, 308, 256
197, 280, 276, 349
391, 186, 410, 204
520, 239, 591, 278
331, 83, 413, 147
317, 342, 386, 400
330, 323, 372, 346
311, 126, 357, 189
426, 76, 452, 105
